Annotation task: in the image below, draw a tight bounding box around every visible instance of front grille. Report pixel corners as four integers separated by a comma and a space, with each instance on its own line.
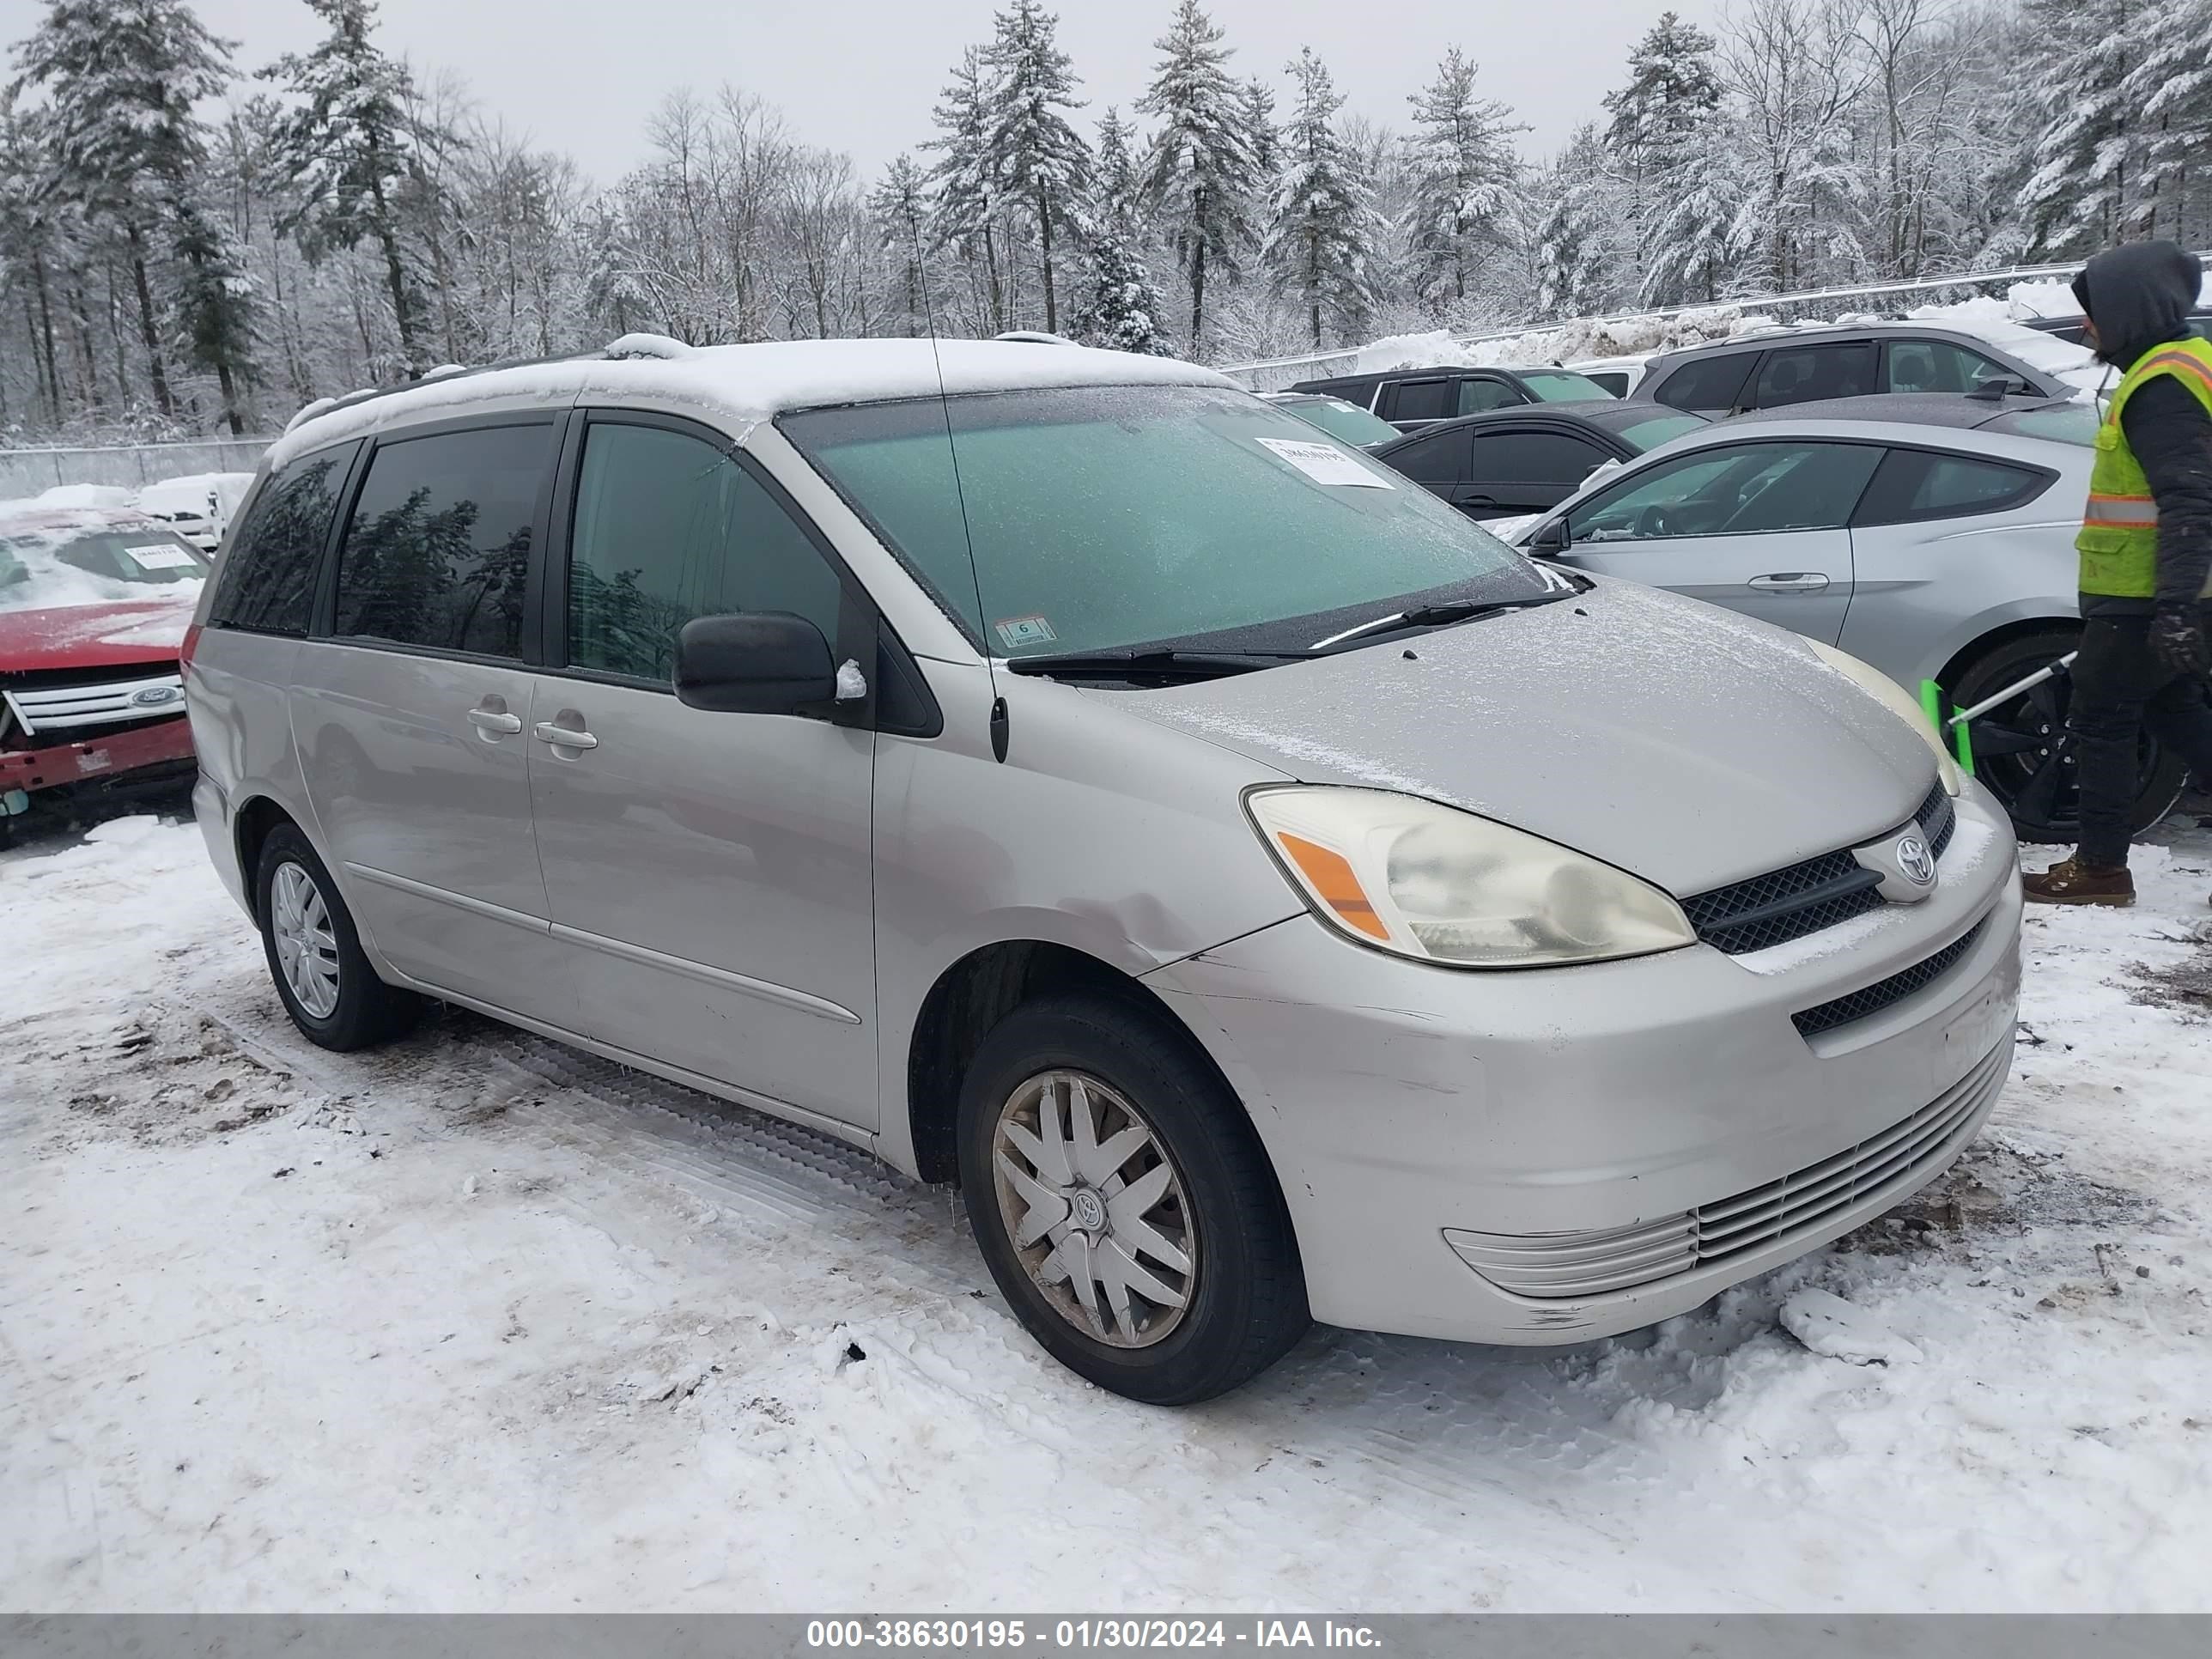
1682, 777, 1956, 957
1446, 1038, 2008, 1300
1790, 917, 1990, 1038
3, 671, 185, 735
1681, 852, 1885, 954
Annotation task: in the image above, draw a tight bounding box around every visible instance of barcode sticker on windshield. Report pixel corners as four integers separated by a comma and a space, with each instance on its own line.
1255, 437, 1394, 489
124, 544, 198, 569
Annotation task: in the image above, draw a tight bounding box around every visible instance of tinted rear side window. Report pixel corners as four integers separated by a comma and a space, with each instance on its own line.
1752, 341, 1878, 407
1651, 353, 1755, 411
1384, 427, 1472, 483
206, 443, 358, 636
331, 424, 555, 658
1468, 430, 1612, 483
1853, 448, 2047, 526
1389, 379, 1455, 422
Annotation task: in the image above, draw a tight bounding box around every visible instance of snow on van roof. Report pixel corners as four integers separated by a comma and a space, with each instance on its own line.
270, 337, 1232, 466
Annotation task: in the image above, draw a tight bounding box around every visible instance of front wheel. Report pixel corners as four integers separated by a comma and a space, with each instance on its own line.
957, 995, 1308, 1405
1950, 629, 2187, 844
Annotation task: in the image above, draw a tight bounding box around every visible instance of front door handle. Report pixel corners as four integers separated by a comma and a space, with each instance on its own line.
533, 721, 599, 750
466, 705, 522, 735
1746, 572, 1832, 593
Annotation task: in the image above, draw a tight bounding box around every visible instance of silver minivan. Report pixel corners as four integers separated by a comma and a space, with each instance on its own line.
185, 338, 2023, 1404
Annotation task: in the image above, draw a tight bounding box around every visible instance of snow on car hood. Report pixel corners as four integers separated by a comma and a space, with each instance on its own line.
0, 598, 196, 672
1115, 577, 1935, 898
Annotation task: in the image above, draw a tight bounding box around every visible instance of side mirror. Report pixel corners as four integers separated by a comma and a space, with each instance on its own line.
1969, 374, 2028, 402
1528, 518, 1571, 554
675, 611, 838, 715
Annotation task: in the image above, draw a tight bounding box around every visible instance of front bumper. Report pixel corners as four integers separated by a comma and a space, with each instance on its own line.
1, 715, 197, 800
1146, 782, 2022, 1345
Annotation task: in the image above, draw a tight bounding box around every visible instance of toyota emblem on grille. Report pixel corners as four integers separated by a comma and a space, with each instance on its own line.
1894, 834, 1936, 887
131, 685, 180, 707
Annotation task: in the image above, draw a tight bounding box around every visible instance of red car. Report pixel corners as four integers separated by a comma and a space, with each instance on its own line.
1, 507, 208, 840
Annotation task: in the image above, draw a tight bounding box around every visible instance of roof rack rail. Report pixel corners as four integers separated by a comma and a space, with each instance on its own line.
994, 330, 1074, 345
277, 344, 616, 434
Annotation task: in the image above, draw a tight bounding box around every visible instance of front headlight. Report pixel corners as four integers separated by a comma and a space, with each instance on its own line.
1804, 641, 1962, 796
1244, 787, 1697, 969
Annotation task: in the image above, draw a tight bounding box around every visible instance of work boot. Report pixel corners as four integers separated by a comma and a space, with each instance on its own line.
2021, 859, 2135, 907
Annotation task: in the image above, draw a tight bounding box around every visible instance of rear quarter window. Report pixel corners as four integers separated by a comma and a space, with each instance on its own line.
1853, 449, 2049, 526
206, 442, 361, 637
1651, 353, 1756, 412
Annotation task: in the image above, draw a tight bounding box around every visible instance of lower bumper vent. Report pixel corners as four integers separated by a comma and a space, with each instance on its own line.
1446, 1039, 2008, 1301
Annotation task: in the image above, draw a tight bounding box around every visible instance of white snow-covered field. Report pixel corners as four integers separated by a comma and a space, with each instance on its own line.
5, 804, 2211, 1613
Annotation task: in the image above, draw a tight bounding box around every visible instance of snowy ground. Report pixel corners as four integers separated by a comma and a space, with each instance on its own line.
5, 797, 2212, 1613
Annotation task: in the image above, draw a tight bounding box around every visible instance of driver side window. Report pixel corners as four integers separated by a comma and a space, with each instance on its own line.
1567, 442, 1883, 543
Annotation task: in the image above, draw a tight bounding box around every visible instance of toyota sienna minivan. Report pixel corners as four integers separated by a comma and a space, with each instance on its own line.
185, 337, 2023, 1404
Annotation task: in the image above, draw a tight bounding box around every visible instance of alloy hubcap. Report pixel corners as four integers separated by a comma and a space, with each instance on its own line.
991, 1070, 1197, 1349
270, 860, 341, 1019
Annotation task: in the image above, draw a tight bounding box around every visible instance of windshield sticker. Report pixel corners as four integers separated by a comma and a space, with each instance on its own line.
994, 615, 1058, 650
124, 544, 198, 569
1255, 437, 1394, 489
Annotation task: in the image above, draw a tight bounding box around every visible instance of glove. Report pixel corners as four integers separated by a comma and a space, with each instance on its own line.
2150, 603, 2212, 678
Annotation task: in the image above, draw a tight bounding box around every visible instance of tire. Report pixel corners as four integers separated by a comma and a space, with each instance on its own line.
957, 994, 1309, 1405
253, 823, 422, 1051
1949, 629, 2188, 845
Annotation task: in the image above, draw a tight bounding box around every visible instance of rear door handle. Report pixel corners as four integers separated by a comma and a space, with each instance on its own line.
533, 721, 598, 750
1746, 572, 1831, 593
466, 707, 522, 734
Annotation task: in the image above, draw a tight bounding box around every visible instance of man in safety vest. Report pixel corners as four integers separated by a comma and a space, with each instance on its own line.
2023, 240, 2212, 907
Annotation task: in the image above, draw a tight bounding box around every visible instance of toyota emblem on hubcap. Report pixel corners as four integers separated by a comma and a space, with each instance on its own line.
1895, 834, 1936, 887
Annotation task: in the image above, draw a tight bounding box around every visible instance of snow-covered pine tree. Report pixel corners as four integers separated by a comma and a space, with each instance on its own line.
927, 45, 1008, 333
1602, 12, 1722, 174
1241, 76, 1279, 188
985, 0, 1090, 334
1601, 9, 1720, 299
11, 0, 241, 420
1262, 47, 1375, 349
1138, 0, 1260, 356
1072, 106, 1170, 354
1638, 112, 1736, 306
169, 200, 258, 432
2014, 0, 2148, 255
1533, 125, 1613, 321
261, 0, 438, 379
1073, 230, 1172, 355
868, 155, 935, 336
1401, 46, 1522, 323
2121, 0, 2212, 245
580, 192, 647, 341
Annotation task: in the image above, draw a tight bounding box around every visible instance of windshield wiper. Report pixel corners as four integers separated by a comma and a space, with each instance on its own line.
1005, 647, 1304, 682
1307, 591, 1567, 653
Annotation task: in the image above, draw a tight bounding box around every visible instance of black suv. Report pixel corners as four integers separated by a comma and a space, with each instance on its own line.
1632, 324, 2074, 416
1289, 365, 1614, 432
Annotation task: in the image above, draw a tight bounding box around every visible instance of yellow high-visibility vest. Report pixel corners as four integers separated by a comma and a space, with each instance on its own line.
2078, 334, 2212, 599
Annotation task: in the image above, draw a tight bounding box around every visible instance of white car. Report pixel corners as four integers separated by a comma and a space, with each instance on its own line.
136, 472, 256, 552
1563, 356, 1650, 398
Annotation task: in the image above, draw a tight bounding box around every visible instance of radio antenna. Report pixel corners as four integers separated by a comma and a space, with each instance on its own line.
906, 221, 1007, 762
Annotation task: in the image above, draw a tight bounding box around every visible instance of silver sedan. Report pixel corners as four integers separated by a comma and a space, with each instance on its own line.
1516, 394, 2186, 843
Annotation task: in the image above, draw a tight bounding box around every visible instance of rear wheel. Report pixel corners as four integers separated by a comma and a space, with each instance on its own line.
254, 824, 422, 1050
1950, 629, 2187, 845
957, 994, 1308, 1405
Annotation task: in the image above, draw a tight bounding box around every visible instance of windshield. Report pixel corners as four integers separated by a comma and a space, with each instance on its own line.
1518, 371, 1615, 403
1987, 403, 2100, 447
1276, 397, 1401, 447
0, 523, 210, 613
1610, 411, 1711, 452
782, 385, 1549, 660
